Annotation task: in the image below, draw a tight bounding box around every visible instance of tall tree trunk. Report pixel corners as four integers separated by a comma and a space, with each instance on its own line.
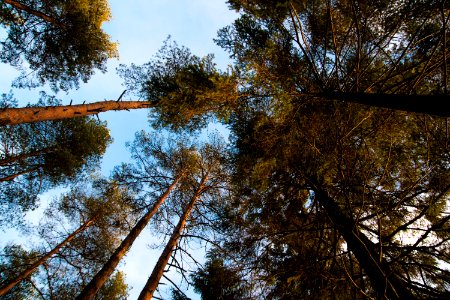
311, 184, 416, 300
137, 175, 208, 300
0, 100, 154, 126
320, 93, 449, 117
0, 218, 95, 297
3, 0, 66, 28
76, 176, 181, 300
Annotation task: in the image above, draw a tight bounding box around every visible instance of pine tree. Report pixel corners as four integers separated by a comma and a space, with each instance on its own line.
76, 177, 181, 299
0, 180, 133, 298
0, 93, 112, 227
221, 100, 449, 298
137, 174, 208, 300
0, 0, 118, 91
0, 218, 95, 297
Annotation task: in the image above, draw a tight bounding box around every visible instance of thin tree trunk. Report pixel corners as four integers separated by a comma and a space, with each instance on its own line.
0, 218, 95, 297
76, 176, 181, 300
312, 184, 416, 300
3, 0, 66, 28
0, 168, 37, 182
0, 100, 155, 126
0, 147, 56, 166
137, 175, 208, 300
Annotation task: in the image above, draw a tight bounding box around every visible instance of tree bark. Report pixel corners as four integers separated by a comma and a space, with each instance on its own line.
0, 218, 95, 297
3, 0, 66, 28
137, 175, 208, 300
0, 100, 155, 126
311, 184, 416, 300
76, 176, 181, 300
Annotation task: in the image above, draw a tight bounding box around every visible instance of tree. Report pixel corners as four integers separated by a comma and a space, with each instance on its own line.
95, 271, 129, 300
76, 176, 181, 299
2, 2, 448, 299
0, 0, 118, 91
39, 182, 134, 299
210, 176, 358, 299
1, 247, 128, 300
0, 179, 133, 298
221, 99, 449, 298
118, 38, 239, 131
77, 132, 228, 299
0, 93, 112, 227
217, 0, 449, 114
137, 174, 208, 300
0, 218, 95, 297
171, 288, 191, 300
0, 245, 42, 299
137, 137, 229, 300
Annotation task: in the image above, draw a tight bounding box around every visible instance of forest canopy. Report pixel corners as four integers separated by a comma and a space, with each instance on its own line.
0, 0, 449, 299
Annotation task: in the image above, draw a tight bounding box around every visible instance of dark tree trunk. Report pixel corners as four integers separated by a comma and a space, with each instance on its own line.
312, 184, 416, 300
320, 92, 449, 117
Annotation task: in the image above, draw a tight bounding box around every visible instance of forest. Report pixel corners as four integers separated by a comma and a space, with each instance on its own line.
0, 0, 449, 299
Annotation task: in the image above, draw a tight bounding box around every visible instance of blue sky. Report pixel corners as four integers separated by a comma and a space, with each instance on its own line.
1, 1, 237, 299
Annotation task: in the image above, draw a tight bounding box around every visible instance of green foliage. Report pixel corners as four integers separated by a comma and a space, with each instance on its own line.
118, 39, 238, 131
95, 271, 129, 300
112, 132, 231, 298
227, 0, 294, 23
199, 4, 450, 296
112, 131, 199, 207
191, 253, 247, 300
0, 0, 118, 91
42, 117, 111, 180
113, 131, 229, 235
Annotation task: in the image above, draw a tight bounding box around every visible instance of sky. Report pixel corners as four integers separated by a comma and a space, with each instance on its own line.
1, 1, 238, 299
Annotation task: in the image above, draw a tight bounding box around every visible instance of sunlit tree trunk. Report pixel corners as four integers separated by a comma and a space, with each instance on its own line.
76, 175, 181, 300
0, 218, 95, 297
137, 175, 208, 300
3, 0, 65, 28
0, 101, 154, 126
